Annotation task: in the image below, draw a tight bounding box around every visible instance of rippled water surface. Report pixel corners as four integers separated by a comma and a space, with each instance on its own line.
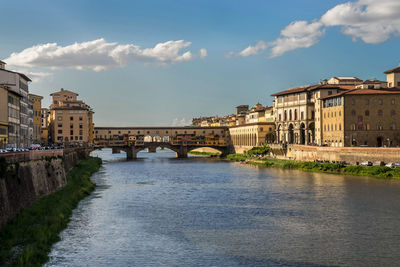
46, 149, 400, 266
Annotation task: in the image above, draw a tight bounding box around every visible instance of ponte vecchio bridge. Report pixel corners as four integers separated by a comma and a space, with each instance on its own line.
94, 126, 232, 159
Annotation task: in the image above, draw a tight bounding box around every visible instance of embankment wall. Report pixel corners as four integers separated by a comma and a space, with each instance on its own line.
0, 148, 89, 228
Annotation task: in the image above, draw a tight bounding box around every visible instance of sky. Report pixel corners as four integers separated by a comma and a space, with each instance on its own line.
1, 0, 400, 126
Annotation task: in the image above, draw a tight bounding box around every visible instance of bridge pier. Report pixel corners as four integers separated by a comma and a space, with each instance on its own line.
147, 146, 157, 153
176, 146, 188, 158
112, 147, 121, 154
126, 148, 137, 160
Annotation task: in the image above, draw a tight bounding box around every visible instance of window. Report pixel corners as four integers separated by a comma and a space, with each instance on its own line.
365, 99, 369, 105
279, 114, 282, 121
58, 130, 62, 134
70, 124, 73, 129
70, 116, 73, 120
379, 99, 383, 105
58, 116, 62, 121
79, 124, 83, 129
58, 123, 62, 127
391, 99, 395, 105
351, 110, 356, 116
351, 99, 355, 105
368, 85, 374, 89
328, 91, 332, 95
301, 111, 304, 120
398, 82, 400, 86
311, 111, 315, 120
378, 110, 383, 116
339, 124, 342, 131
79, 117, 83, 121
365, 110, 369, 116
284, 111, 287, 121
79, 136, 83, 140
70, 130, 73, 135
294, 109, 298, 120
289, 110, 292, 121
391, 110, 396, 116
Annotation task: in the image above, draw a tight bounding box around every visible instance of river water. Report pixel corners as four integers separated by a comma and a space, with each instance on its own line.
45, 148, 400, 266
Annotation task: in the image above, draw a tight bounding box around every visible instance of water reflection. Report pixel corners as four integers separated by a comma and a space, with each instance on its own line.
46, 148, 400, 266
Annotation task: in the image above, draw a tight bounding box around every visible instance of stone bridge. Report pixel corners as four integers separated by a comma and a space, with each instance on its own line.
94, 126, 232, 159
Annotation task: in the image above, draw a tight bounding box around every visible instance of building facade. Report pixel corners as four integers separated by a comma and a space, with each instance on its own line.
0, 61, 32, 148
29, 94, 43, 144
49, 89, 94, 145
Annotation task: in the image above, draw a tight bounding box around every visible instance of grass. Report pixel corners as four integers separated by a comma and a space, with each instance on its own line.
0, 157, 102, 267
188, 151, 221, 157
227, 154, 400, 179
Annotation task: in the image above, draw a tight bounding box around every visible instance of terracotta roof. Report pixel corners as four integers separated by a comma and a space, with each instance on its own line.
384, 66, 400, 74
332, 76, 362, 82
362, 80, 386, 84
271, 84, 354, 96
321, 87, 400, 100
50, 89, 79, 96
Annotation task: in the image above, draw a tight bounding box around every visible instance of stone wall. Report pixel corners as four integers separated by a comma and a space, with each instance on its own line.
283, 145, 400, 164
0, 148, 88, 228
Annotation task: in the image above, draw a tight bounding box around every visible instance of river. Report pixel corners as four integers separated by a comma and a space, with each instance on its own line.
45, 148, 400, 266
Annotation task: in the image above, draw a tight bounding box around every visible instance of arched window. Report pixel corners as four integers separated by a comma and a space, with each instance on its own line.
289, 110, 292, 121
339, 124, 342, 131
284, 111, 287, 121
294, 109, 298, 120
365, 110, 369, 116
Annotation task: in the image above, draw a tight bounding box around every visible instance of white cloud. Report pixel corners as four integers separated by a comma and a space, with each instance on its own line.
269, 21, 324, 58
229, 0, 400, 58
172, 118, 191, 126
25, 71, 53, 82
238, 41, 268, 57
4, 38, 198, 72
320, 0, 400, 44
199, 48, 208, 58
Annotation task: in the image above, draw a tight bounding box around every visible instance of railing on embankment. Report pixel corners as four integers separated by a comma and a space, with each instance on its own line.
284, 145, 400, 164
1, 148, 88, 164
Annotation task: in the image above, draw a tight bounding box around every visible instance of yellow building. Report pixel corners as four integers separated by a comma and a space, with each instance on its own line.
29, 94, 43, 144
321, 66, 400, 147
49, 88, 94, 145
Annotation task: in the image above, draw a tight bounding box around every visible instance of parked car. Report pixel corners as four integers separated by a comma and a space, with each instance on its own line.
386, 163, 396, 168
360, 161, 373, 166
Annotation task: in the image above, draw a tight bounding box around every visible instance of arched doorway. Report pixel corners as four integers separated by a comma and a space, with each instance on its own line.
300, 123, 305, 145
377, 137, 383, 147
288, 124, 294, 144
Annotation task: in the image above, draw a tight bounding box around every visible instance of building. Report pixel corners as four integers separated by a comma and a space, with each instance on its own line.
49, 88, 94, 145
384, 66, 400, 88
272, 83, 354, 145
229, 122, 275, 150
41, 108, 50, 145
29, 94, 43, 144
0, 86, 8, 148
327, 76, 363, 85
320, 67, 400, 147
0, 61, 32, 147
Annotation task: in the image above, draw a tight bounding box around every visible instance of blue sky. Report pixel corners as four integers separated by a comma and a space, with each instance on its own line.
1, 0, 400, 126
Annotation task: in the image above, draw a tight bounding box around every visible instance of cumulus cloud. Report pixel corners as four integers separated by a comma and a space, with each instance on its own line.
320, 0, 400, 44
270, 21, 324, 57
4, 38, 198, 72
199, 48, 208, 58
229, 0, 400, 57
25, 71, 53, 83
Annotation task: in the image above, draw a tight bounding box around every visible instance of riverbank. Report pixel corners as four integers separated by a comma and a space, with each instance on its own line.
0, 157, 101, 266
227, 154, 400, 179
188, 151, 221, 157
